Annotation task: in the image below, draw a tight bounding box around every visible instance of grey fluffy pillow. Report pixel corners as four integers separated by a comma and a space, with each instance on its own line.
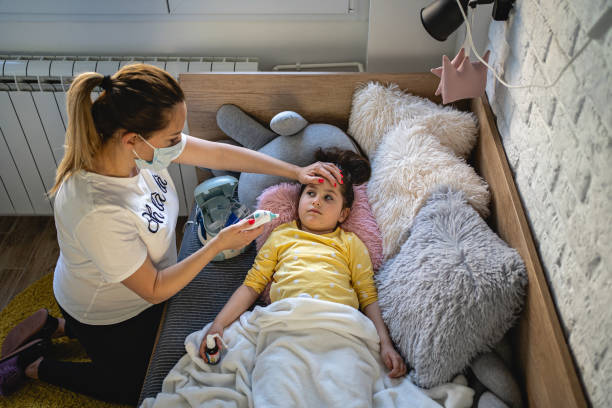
376, 187, 527, 388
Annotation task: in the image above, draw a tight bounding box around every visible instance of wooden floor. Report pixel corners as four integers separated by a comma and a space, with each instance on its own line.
0, 216, 187, 312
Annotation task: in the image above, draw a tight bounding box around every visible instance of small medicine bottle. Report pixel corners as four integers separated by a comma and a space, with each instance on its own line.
204, 334, 220, 365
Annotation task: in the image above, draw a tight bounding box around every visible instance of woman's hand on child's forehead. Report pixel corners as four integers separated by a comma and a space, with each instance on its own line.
297, 161, 342, 187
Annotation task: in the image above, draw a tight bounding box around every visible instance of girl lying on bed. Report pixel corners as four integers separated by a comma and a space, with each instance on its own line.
200, 148, 406, 378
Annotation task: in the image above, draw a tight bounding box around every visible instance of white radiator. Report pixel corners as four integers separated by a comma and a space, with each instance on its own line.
0, 56, 258, 216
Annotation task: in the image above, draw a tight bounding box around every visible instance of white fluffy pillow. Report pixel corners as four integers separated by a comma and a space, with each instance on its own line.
348, 82, 478, 158
368, 120, 490, 260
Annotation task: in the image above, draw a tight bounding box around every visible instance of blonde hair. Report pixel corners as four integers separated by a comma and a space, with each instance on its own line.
49, 64, 184, 195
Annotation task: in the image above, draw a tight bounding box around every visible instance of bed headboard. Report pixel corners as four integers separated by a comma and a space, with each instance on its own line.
179, 72, 441, 142
179, 72, 587, 408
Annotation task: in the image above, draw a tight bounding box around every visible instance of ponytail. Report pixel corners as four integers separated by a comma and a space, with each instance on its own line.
49, 73, 103, 195
48, 64, 184, 196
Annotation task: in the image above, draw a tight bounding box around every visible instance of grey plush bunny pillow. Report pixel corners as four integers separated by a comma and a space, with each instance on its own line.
215, 105, 359, 210
376, 187, 527, 388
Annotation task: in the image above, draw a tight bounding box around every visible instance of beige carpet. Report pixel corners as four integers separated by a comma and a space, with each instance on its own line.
0, 273, 129, 408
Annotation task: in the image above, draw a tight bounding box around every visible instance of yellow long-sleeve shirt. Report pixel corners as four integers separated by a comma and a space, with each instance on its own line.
243, 221, 377, 310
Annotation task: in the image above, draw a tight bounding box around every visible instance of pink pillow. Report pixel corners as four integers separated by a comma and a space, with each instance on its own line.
255, 182, 383, 271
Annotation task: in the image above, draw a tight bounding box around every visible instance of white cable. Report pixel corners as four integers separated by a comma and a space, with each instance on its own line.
460, 6, 475, 52
454, 0, 592, 89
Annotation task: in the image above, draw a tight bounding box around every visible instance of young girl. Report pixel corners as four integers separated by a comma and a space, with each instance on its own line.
200, 148, 407, 378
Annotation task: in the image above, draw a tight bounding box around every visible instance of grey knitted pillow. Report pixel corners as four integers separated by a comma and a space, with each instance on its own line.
376, 187, 527, 388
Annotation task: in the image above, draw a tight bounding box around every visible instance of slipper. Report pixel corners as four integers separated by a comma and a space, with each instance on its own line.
1, 309, 58, 358
0, 338, 49, 396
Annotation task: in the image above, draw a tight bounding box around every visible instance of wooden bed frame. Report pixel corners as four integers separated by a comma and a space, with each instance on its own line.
178, 72, 587, 407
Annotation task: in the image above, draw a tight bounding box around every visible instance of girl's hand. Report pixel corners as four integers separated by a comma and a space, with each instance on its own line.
211, 219, 264, 252
298, 161, 342, 187
199, 322, 225, 360
380, 342, 407, 378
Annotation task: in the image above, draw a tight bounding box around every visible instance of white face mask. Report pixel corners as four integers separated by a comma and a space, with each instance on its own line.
133, 132, 186, 172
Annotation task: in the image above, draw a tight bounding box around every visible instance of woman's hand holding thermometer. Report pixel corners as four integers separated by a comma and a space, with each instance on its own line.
244, 210, 279, 230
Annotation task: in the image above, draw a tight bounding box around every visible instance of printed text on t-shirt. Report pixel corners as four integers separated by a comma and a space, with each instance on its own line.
142, 175, 169, 233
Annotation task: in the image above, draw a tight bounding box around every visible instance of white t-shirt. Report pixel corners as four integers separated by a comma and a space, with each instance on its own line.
53, 168, 179, 325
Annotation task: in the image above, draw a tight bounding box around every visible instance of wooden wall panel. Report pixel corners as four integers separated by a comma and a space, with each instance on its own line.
0, 177, 14, 215
11, 92, 57, 194
0, 92, 51, 214
0, 126, 31, 214
54, 92, 68, 131
32, 92, 66, 164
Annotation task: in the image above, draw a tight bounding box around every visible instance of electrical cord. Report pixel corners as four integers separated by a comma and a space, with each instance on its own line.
454, 0, 611, 89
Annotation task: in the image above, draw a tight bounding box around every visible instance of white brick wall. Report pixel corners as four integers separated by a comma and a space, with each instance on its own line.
484, 1, 611, 406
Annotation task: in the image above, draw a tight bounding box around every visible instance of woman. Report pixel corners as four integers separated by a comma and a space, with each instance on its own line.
0, 64, 341, 404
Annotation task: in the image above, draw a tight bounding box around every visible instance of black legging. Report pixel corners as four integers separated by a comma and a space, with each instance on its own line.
38, 302, 164, 406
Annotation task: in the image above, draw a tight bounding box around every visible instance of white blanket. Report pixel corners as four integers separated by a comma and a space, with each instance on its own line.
141, 298, 473, 408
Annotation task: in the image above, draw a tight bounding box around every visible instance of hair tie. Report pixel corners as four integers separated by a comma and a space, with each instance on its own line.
101, 75, 113, 91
